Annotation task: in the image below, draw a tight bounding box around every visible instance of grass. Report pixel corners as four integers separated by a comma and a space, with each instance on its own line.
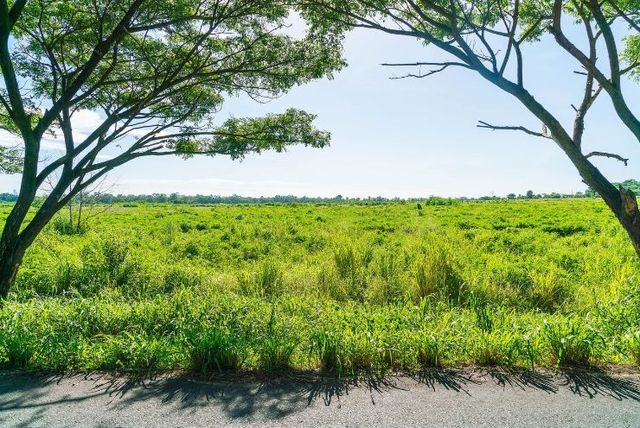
0, 198, 639, 375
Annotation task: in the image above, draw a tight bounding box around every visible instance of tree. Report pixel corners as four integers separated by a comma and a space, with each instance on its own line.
526, 190, 535, 199
301, 0, 640, 258
618, 179, 640, 194
0, 0, 344, 297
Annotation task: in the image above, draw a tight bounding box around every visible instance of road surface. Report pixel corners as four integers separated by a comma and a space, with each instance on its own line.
1, 369, 639, 427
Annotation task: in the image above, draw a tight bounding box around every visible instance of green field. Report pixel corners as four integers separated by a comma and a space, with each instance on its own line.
1, 198, 639, 375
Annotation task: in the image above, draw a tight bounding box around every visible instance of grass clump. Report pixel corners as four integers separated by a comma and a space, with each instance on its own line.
94, 333, 172, 374
417, 334, 444, 368
187, 329, 245, 373
310, 329, 346, 376
625, 330, 640, 365
543, 318, 602, 367
0, 325, 38, 369
255, 310, 297, 373
413, 246, 464, 304
239, 261, 283, 299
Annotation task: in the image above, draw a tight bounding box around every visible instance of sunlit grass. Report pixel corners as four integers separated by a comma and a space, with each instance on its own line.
0, 199, 639, 373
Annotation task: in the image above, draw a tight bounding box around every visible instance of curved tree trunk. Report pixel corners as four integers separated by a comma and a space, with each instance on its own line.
617, 188, 640, 258
0, 244, 23, 299
0, 202, 59, 299
576, 154, 640, 259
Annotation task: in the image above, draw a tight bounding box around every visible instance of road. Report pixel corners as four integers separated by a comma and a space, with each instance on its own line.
0, 369, 639, 427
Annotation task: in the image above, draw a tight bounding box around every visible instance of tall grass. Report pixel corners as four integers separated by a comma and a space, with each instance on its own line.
1, 199, 638, 374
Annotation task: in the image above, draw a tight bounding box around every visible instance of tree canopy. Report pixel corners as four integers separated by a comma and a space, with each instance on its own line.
0, 0, 345, 295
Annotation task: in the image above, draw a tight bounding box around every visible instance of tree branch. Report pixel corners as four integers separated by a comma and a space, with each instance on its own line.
585, 151, 629, 166
477, 120, 552, 139
383, 61, 470, 79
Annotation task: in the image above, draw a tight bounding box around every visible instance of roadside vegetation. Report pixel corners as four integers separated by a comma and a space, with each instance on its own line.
0, 198, 639, 375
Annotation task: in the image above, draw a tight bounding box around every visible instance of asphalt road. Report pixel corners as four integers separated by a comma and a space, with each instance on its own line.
0, 369, 639, 427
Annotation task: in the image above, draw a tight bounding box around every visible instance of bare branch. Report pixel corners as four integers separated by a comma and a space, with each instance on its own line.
383, 61, 470, 79
477, 120, 552, 139
585, 151, 629, 166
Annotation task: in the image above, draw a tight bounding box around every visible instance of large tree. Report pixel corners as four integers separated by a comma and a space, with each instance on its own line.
0, 0, 344, 297
301, 0, 640, 257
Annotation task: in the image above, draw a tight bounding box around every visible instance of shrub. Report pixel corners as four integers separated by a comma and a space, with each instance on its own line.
52, 216, 89, 235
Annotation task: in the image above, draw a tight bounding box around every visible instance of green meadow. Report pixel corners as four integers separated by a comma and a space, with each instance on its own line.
1, 198, 639, 375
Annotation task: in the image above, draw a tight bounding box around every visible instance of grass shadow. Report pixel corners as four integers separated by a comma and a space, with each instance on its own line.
485, 367, 558, 394
559, 368, 640, 401
410, 368, 481, 395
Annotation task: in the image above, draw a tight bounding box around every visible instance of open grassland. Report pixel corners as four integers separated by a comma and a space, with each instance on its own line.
1, 199, 639, 375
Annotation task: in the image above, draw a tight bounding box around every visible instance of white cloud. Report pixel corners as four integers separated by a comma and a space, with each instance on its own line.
71, 109, 103, 132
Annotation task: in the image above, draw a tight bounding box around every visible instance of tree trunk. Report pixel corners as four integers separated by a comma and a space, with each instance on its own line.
491, 79, 640, 261
580, 160, 640, 259
0, 202, 60, 299
616, 188, 640, 259
0, 241, 25, 299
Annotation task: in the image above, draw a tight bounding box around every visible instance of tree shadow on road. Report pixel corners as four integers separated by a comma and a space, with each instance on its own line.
0, 367, 639, 425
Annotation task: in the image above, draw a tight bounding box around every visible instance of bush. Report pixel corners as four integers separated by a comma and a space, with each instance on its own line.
52, 215, 89, 235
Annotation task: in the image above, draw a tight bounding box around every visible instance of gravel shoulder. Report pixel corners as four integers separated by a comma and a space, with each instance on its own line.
1, 368, 639, 427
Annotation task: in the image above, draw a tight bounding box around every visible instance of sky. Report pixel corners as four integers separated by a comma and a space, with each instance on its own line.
1, 24, 639, 198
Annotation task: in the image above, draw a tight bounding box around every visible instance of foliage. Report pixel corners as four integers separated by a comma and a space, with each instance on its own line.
0, 146, 22, 174
0, 0, 345, 295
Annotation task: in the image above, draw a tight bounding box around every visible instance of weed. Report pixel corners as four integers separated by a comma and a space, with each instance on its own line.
543, 318, 602, 367
417, 334, 443, 368
310, 329, 345, 376
187, 329, 245, 373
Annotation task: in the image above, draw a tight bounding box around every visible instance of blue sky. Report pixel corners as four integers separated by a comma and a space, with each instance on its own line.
1, 25, 639, 198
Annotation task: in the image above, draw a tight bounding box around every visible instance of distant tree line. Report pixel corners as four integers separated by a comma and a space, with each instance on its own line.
3, 182, 638, 206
